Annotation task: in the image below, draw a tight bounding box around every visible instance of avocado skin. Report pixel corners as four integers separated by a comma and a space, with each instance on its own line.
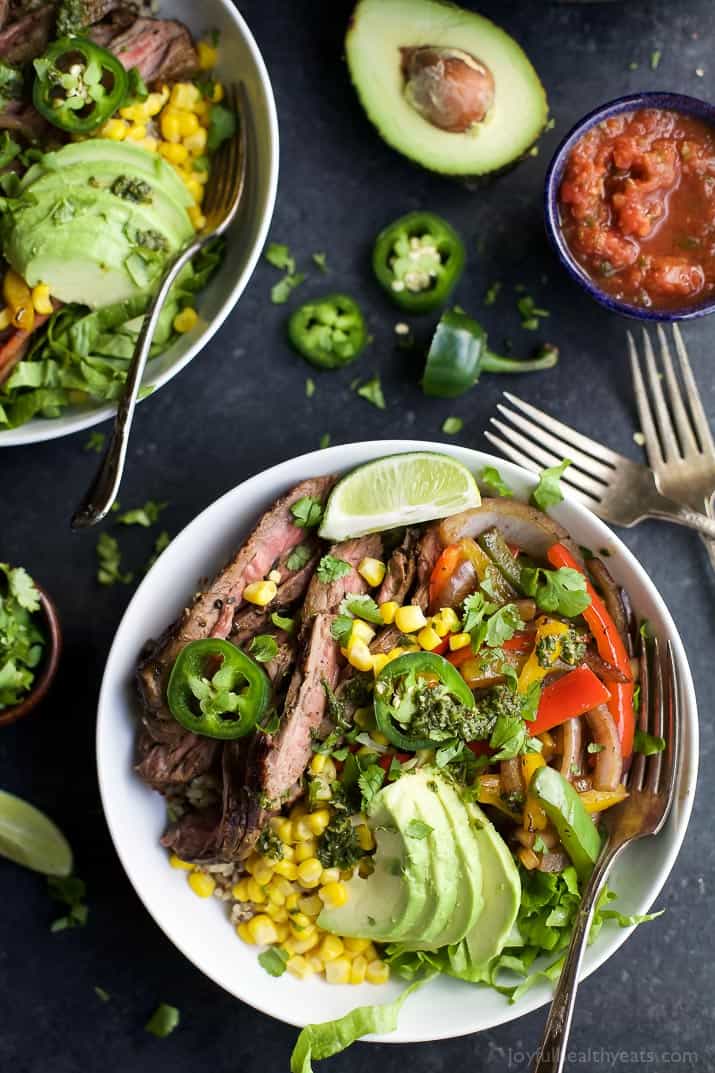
345, 0, 549, 179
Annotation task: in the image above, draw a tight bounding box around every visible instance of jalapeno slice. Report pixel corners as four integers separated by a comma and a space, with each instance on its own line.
167, 639, 270, 740
373, 651, 476, 752
288, 293, 367, 369
372, 211, 465, 313
33, 37, 129, 134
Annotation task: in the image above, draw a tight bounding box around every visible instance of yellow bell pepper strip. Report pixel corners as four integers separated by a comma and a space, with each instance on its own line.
520, 752, 547, 832
517, 617, 569, 693
578, 785, 629, 814
529, 666, 611, 736
547, 543, 635, 757
475, 773, 521, 821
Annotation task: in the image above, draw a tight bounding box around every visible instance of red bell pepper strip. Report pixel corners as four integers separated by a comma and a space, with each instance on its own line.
529, 666, 612, 736
546, 543, 635, 756
447, 645, 473, 668
429, 543, 461, 607
502, 631, 533, 654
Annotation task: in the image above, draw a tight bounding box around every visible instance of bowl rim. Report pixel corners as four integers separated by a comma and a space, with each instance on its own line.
0, 582, 62, 727
0, 0, 279, 448
96, 440, 699, 1042
544, 90, 715, 322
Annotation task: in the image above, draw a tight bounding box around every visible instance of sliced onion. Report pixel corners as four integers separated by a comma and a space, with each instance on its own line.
588, 558, 629, 645
539, 849, 570, 873
440, 497, 583, 562
431, 557, 477, 611
558, 717, 583, 781
500, 757, 523, 796
584, 703, 623, 790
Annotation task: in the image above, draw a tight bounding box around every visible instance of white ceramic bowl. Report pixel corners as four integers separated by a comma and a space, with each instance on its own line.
0, 0, 278, 447
97, 442, 698, 1043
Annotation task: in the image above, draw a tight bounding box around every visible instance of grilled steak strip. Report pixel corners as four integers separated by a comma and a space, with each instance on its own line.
135, 733, 218, 792
301, 534, 383, 626
411, 524, 444, 612
0, 3, 53, 64
230, 544, 320, 647
107, 16, 199, 84
376, 528, 418, 606
137, 475, 335, 726
161, 804, 222, 861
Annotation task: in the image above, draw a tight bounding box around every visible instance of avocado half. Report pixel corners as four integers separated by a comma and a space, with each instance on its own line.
345, 0, 548, 177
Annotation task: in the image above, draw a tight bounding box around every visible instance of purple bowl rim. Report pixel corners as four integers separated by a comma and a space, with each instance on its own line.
544, 91, 715, 322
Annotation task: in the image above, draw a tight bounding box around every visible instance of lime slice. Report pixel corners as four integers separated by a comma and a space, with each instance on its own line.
0, 790, 73, 877
319, 452, 481, 540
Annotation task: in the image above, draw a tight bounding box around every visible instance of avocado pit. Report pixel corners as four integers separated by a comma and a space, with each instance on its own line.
401, 45, 495, 133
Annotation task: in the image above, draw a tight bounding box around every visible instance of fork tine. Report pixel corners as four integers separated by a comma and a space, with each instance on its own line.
483, 430, 596, 509
490, 416, 607, 498
656, 326, 698, 457
657, 640, 680, 823
672, 324, 715, 455
628, 331, 664, 469
629, 634, 650, 792
495, 403, 615, 482
645, 636, 664, 793
501, 392, 627, 467
641, 328, 681, 461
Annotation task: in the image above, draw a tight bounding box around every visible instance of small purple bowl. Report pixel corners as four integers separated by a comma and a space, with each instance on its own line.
545, 92, 715, 322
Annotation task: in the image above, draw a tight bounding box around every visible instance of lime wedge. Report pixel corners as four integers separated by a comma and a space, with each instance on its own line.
0, 790, 73, 877
319, 452, 481, 540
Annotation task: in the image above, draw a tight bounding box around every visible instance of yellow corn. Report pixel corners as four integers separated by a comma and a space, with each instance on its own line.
119, 103, 148, 123
271, 876, 295, 899
253, 862, 274, 886
449, 632, 471, 651
285, 892, 300, 912
307, 954, 324, 974
318, 934, 344, 962
306, 809, 331, 837
126, 123, 148, 142
272, 817, 293, 844
320, 867, 341, 885
356, 823, 375, 851
209, 83, 224, 103
176, 110, 200, 139
99, 117, 128, 140
31, 283, 53, 315
518, 618, 569, 694
159, 140, 189, 165
319, 881, 348, 908
579, 785, 629, 813
187, 871, 216, 898
265, 903, 289, 923
136, 136, 159, 153
358, 557, 386, 587
243, 580, 277, 606
394, 605, 427, 634
350, 955, 368, 984
430, 614, 450, 638
417, 625, 442, 652
246, 878, 267, 903
366, 960, 389, 985
237, 921, 253, 944
4, 270, 32, 330
297, 858, 323, 888
286, 955, 313, 979
379, 601, 398, 625
347, 638, 373, 673
174, 307, 198, 334
171, 82, 201, 111
322, 758, 337, 780
291, 932, 320, 956
198, 40, 218, 70
350, 619, 375, 646
384, 646, 406, 665
294, 840, 317, 863
309, 754, 327, 776
169, 853, 193, 871
160, 108, 182, 143
232, 878, 251, 901
298, 894, 323, 917
293, 817, 314, 842
289, 911, 312, 931
145, 89, 169, 116
188, 206, 207, 230
247, 914, 279, 945
325, 957, 351, 984
437, 607, 461, 632
275, 922, 290, 943
273, 859, 299, 881
344, 937, 371, 955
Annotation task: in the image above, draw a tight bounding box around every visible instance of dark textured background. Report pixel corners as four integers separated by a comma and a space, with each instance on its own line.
2, 2, 713, 1070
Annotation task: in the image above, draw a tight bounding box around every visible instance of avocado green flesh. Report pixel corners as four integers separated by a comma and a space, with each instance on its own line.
398, 781, 458, 948
346, 0, 548, 176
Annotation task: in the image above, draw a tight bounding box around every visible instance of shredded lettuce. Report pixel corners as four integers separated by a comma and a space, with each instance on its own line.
290, 975, 432, 1073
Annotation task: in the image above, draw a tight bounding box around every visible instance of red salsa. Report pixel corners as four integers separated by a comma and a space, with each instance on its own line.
558, 108, 715, 311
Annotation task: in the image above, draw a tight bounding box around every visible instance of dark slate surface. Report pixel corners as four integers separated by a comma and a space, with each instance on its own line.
2, 2, 713, 1071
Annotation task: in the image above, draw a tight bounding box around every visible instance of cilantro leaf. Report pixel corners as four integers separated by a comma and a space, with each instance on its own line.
271, 611, 295, 634
633, 729, 666, 756
435, 738, 466, 768
48, 875, 88, 933
330, 614, 354, 647
358, 763, 385, 810
286, 542, 314, 570
258, 946, 289, 977
207, 103, 236, 151
531, 459, 571, 511
484, 603, 524, 648
355, 377, 386, 410
521, 566, 591, 618
479, 466, 513, 497
146, 531, 170, 571
319, 432, 330, 449
312, 251, 328, 272
340, 594, 383, 624
117, 500, 167, 527
305, 377, 315, 398
96, 533, 133, 586
248, 635, 279, 663
290, 497, 323, 529
517, 294, 550, 331
317, 555, 351, 583
405, 819, 433, 839
271, 272, 305, 304
94, 986, 110, 1002
442, 416, 463, 435
521, 680, 542, 722
1, 564, 40, 612
265, 242, 295, 273
145, 1003, 180, 1038
83, 431, 105, 454
461, 591, 496, 641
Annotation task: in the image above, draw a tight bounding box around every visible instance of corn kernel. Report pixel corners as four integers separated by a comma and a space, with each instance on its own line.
188, 205, 206, 230
344, 937, 371, 955
246, 878, 267, 904
294, 840, 317, 863
395, 605, 427, 633
372, 653, 389, 676
308, 955, 324, 974
306, 808, 331, 837
210, 83, 225, 103
298, 894, 323, 917
126, 123, 148, 141
289, 911, 312, 931
272, 817, 293, 844
247, 913, 279, 945
232, 878, 251, 901
293, 817, 314, 843
350, 619, 376, 646
319, 881, 348, 908
198, 40, 218, 69
449, 632, 471, 651
350, 955, 368, 984
318, 934, 344, 962
145, 90, 169, 116
237, 921, 253, 944
194, 97, 209, 118
273, 859, 298, 881
174, 307, 198, 334
356, 824, 375, 851
169, 853, 193, 871
100, 118, 127, 140
136, 136, 159, 153
310, 779, 332, 803
309, 754, 327, 776
286, 954, 313, 979
438, 607, 461, 632
366, 960, 390, 985
417, 625, 442, 652
243, 580, 277, 607
253, 862, 274, 886
322, 758, 337, 781
347, 638, 373, 673
384, 646, 406, 665
188, 871, 215, 898
271, 876, 295, 899
265, 903, 289, 923
275, 922, 290, 943
176, 110, 200, 139
160, 109, 182, 143
171, 82, 201, 110
379, 601, 398, 625
325, 957, 351, 984
320, 867, 341, 885
159, 140, 189, 165
281, 938, 297, 957
31, 283, 53, 315
358, 557, 386, 587
119, 103, 148, 123
297, 858, 323, 888
281, 844, 295, 861
291, 932, 320, 955
430, 614, 450, 638
285, 892, 300, 912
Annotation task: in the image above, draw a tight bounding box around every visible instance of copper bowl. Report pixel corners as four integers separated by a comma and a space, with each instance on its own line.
0, 583, 62, 727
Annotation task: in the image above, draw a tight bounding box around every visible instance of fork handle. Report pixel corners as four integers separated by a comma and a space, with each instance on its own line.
70, 236, 203, 530
645, 501, 715, 541
531, 842, 622, 1073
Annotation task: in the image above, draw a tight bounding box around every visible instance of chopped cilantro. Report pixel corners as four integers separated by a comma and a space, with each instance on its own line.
319, 432, 331, 449
484, 281, 502, 306
0, 563, 44, 709
340, 594, 382, 624
248, 635, 278, 663
96, 533, 133, 586
257, 827, 284, 860
521, 566, 591, 618
317, 555, 352, 583
312, 251, 328, 272
317, 813, 364, 870
83, 431, 105, 454
480, 465, 513, 497
145, 1003, 180, 1038
48, 875, 88, 933
207, 103, 236, 152
633, 728, 666, 755
355, 376, 386, 410
330, 614, 353, 646
94, 987, 110, 1002
517, 293, 550, 331
442, 416, 463, 435
286, 542, 313, 570
358, 762, 385, 810
651, 49, 662, 70
271, 272, 305, 304
258, 946, 289, 977
305, 377, 315, 398
265, 242, 295, 273
531, 459, 571, 510
484, 603, 524, 647
146, 531, 171, 571
290, 496, 323, 529
117, 500, 167, 528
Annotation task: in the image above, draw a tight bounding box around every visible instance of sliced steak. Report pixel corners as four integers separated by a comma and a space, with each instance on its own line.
0, 2, 9, 31
301, 534, 383, 625
135, 732, 218, 792
376, 528, 418, 605
0, 4, 54, 64
230, 544, 320, 647
263, 632, 297, 688
161, 804, 222, 861
109, 17, 199, 84
0, 100, 51, 142
137, 475, 334, 726
411, 524, 443, 611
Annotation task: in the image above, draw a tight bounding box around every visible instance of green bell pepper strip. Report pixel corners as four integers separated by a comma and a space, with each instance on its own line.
422, 309, 559, 398
478, 528, 525, 592
33, 37, 129, 134
288, 294, 367, 370
167, 638, 270, 740
529, 765, 602, 879
372, 211, 465, 314
373, 651, 476, 752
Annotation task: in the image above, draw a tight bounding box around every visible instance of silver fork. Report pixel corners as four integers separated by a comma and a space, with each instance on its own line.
628, 325, 715, 572
485, 393, 715, 540
71, 83, 248, 530
532, 636, 680, 1073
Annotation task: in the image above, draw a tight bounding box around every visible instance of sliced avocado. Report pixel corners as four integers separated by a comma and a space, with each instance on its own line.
345, 0, 548, 176
428, 775, 483, 946
377, 776, 435, 942
20, 139, 193, 209
446, 802, 521, 981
